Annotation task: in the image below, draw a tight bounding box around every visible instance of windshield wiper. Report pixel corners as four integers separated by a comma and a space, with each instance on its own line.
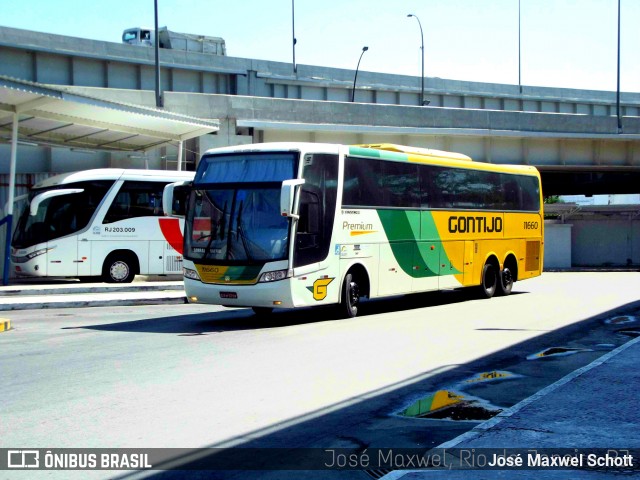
219, 201, 227, 240
202, 200, 227, 258
236, 200, 254, 261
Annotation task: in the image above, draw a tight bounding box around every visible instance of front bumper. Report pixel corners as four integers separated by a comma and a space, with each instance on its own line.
184, 277, 296, 309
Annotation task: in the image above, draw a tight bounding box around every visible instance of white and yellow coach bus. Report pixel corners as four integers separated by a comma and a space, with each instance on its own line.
166, 143, 543, 317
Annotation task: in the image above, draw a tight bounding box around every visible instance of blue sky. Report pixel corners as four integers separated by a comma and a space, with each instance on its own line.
2, 0, 639, 92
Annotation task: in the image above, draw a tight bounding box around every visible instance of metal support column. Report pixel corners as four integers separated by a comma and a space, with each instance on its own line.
177, 140, 183, 171
3, 114, 18, 285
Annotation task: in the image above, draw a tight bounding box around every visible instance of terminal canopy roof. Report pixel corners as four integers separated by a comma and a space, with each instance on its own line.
0, 75, 219, 152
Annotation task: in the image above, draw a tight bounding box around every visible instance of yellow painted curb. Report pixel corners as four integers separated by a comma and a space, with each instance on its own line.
0, 318, 11, 332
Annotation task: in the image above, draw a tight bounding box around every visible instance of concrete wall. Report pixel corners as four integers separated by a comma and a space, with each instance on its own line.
544, 222, 573, 269
543, 208, 640, 268
571, 218, 640, 267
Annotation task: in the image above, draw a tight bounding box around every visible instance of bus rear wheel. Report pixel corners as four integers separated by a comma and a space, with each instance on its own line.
102, 253, 137, 283
340, 273, 360, 318
497, 267, 514, 296
479, 262, 497, 298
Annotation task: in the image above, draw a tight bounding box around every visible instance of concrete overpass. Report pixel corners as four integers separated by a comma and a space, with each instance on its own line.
1, 25, 640, 197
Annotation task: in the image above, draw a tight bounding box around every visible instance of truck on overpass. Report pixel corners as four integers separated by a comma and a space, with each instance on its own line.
122, 27, 226, 55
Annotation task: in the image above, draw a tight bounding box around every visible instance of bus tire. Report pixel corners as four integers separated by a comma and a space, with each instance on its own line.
102, 253, 137, 283
479, 262, 497, 298
252, 307, 273, 317
497, 267, 514, 296
340, 272, 360, 318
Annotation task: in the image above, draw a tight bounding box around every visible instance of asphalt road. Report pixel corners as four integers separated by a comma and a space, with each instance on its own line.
2, 272, 640, 478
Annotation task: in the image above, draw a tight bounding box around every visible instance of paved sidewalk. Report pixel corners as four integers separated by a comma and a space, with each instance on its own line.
0, 278, 185, 310
385, 336, 640, 479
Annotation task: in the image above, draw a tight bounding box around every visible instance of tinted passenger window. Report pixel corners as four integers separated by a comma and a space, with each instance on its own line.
103, 181, 166, 223
343, 156, 540, 212
294, 154, 338, 267
518, 175, 541, 211
343, 157, 419, 208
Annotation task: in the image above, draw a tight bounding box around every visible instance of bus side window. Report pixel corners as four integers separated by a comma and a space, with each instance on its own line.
502, 179, 520, 210
104, 181, 166, 223
518, 176, 540, 211
294, 154, 338, 267
419, 164, 432, 208
170, 185, 190, 216
297, 189, 321, 250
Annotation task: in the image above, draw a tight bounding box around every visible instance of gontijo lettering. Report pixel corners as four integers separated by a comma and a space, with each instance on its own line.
448, 216, 503, 234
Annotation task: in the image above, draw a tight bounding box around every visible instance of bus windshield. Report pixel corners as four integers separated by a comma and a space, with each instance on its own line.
12, 180, 113, 249
186, 187, 288, 263
185, 151, 298, 264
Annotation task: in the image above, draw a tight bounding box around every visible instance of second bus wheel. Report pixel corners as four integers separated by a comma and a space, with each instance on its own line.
340, 273, 360, 318
497, 267, 514, 296
102, 253, 137, 283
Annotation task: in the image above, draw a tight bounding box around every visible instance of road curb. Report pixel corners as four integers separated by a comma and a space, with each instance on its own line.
0, 282, 184, 297
0, 294, 187, 311
437, 334, 640, 449
380, 335, 640, 480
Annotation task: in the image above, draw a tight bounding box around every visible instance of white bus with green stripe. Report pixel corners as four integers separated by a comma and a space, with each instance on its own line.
166, 143, 543, 318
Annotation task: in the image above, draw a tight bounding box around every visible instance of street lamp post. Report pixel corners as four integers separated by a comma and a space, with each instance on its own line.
154, 0, 162, 107
617, 0, 622, 133
351, 46, 369, 102
407, 14, 425, 106
292, 0, 297, 73
518, 0, 522, 93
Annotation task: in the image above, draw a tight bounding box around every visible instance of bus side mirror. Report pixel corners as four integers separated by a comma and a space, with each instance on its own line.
280, 179, 305, 219
163, 181, 191, 217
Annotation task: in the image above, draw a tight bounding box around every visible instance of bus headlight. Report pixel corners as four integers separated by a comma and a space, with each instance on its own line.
11, 248, 50, 263
259, 269, 289, 283
183, 267, 201, 281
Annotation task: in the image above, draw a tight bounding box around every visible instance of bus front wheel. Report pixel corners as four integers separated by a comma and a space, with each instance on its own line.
340, 273, 360, 318
102, 254, 137, 283
479, 263, 497, 298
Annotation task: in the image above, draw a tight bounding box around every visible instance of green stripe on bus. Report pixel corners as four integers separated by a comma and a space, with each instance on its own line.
420, 211, 461, 275
348, 146, 409, 163
349, 146, 381, 158
227, 265, 263, 281
377, 210, 460, 278
377, 210, 433, 278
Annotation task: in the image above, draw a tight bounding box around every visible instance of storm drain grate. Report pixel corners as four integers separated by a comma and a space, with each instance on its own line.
527, 347, 591, 360
421, 401, 502, 421
605, 315, 638, 325
616, 329, 640, 338
364, 468, 394, 479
